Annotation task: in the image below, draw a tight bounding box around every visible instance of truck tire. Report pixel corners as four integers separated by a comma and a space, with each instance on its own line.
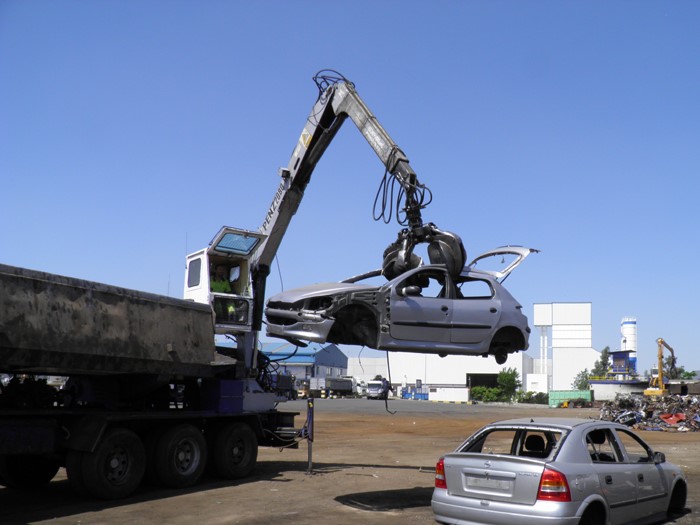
65, 450, 88, 495
153, 424, 207, 488
212, 422, 258, 479
0, 454, 59, 489
80, 427, 146, 499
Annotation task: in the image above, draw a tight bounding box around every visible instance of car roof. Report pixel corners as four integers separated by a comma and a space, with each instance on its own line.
486, 418, 613, 431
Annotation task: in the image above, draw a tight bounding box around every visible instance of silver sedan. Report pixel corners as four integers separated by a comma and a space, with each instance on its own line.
432, 418, 687, 525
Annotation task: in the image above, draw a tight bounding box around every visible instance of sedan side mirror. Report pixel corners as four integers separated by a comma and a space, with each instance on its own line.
399, 285, 422, 297
653, 451, 666, 464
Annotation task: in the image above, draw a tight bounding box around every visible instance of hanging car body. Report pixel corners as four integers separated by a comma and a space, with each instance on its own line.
265, 247, 537, 363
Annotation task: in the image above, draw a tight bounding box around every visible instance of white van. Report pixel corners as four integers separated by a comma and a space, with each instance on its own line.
366, 380, 385, 400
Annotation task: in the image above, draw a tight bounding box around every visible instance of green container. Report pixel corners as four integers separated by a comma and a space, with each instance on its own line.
548, 390, 593, 408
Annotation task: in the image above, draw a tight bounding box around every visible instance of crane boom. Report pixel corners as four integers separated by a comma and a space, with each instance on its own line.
249, 71, 465, 331
645, 337, 677, 396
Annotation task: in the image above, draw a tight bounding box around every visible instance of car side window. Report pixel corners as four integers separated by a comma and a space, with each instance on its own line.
615, 429, 653, 463
586, 428, 621, 463
400, 270, 448, 298
455, 278, 493, 299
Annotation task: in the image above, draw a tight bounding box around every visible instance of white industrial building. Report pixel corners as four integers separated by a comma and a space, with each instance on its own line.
534, 302, 600, 391
347, 302, 601, 402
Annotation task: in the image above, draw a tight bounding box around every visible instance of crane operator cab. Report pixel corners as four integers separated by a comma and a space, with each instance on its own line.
184, 226, 266, 334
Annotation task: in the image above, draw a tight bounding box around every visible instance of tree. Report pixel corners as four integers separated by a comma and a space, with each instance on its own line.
572, 369, 590, 390
591, 346, 611, 377
497, 368, 521, 401
663, 355, 697, 380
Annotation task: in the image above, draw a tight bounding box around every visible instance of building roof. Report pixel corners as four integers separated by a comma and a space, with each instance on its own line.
261, 341, 348, 367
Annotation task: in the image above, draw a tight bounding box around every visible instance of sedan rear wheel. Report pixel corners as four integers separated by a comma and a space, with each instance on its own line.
578, 504, 605, 525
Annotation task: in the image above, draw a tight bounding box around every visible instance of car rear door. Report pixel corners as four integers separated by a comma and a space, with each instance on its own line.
613, 428, 667, 517
450, 275, 500, 344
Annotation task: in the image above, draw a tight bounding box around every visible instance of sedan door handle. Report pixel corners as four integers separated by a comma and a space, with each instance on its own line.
638, 474, 644, 482
441, 306, 449, 312
490, 308, 498, 313
605, 475, 613, 484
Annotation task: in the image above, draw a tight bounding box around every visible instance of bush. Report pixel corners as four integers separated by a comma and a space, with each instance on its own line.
515, 391, 549, 405
470, 386, 504, 402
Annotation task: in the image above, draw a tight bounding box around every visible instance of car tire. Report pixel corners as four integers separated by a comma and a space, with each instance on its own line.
578, 504, 605, 525
668, 481, 687, 516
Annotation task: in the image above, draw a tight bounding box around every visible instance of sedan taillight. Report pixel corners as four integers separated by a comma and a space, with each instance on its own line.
435, 457, 447, 489
537, 467, 571, 502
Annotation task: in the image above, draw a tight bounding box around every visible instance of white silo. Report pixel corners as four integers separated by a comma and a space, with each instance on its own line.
621, 317, 637, 373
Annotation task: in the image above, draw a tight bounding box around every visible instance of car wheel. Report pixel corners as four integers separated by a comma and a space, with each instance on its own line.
668, 481, 687, 516
578, 504, 605, 525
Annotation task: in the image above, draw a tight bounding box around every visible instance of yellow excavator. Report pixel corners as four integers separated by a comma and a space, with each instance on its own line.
644, 338, 677, 397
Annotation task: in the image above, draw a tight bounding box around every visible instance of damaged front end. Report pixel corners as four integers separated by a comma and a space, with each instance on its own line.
265, 283, 383, 348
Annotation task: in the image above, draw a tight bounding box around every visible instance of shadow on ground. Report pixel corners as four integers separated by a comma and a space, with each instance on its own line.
0, 460, 433, 524
335, 486, 433, 512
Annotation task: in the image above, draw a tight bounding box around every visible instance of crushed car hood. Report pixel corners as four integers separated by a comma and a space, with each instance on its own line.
268, 282, 379, 303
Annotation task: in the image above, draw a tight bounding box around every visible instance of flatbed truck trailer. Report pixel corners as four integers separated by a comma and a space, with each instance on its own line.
0, 263, 300, 499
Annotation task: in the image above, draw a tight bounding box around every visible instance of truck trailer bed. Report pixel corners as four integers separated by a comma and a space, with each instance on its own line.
0, 264, 218, 377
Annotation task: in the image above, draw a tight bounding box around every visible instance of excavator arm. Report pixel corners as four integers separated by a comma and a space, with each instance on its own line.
249, 71, 465, 330
646, 337, 677, 395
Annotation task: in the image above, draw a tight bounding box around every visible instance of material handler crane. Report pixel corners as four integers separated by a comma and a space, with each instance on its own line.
0, 70, 464, 499
644, 337, 677, 397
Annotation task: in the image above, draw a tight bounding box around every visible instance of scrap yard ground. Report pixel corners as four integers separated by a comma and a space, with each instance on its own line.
3, 399, 700, 525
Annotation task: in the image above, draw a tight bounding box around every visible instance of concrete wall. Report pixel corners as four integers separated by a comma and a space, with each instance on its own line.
348, 351, 532, 388
429, 387, 470, 402
527, 373, 549, 393
552, 347, 600, 390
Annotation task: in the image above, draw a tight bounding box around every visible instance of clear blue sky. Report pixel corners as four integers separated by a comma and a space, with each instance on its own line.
1, 2, 698, 373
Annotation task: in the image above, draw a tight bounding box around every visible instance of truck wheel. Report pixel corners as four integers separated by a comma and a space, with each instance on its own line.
0, 454, 59, 489
212, 422, 258, 479
153, 424, 207, 488
65, 450, 88, 495
80, 427, 145, 499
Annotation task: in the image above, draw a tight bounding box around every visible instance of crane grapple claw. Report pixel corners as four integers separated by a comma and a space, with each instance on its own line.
382, 225, 466, 280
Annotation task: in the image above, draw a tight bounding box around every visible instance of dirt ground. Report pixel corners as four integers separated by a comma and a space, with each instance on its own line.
2, 399, 699, 525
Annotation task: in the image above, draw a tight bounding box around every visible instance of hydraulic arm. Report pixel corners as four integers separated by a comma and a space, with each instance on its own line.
249, 71, 465, 331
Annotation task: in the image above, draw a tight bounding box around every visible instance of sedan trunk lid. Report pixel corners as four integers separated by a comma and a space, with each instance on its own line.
442, 453, 546, 505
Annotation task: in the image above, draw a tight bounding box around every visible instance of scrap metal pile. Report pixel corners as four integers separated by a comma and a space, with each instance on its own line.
600, 393, 700, 432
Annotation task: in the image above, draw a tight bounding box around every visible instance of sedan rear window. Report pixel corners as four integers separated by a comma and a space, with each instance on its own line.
461, 428, 562, 460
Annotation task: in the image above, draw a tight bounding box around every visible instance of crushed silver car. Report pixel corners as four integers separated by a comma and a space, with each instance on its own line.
265, 246, 536, 363
432, 418, 687, 525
